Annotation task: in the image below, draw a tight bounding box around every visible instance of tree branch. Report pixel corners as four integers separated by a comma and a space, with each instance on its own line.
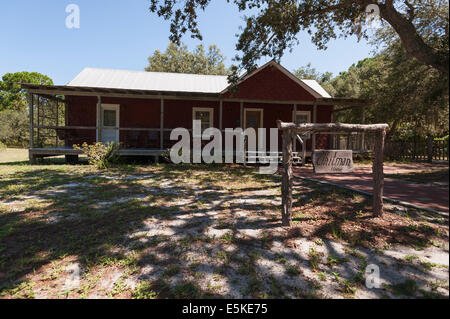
378, 1, 449, 74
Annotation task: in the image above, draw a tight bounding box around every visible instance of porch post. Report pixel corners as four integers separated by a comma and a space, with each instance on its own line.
240, 101, 245, 164
160, 98, 164, 149
37, 95, 40, 146
219, 100, 223, 131
330, 110, 334, 149
96, 96, 101, 142
29, 93, 34, 149
293, 104, 297, 152
312, 102, 317, 151
240, 101, 243, 128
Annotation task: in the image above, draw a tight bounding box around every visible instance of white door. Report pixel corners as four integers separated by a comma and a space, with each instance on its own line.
293, 111, 311, 151
101, 104, 119, 144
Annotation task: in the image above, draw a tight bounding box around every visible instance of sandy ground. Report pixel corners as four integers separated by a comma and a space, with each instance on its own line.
0, 165, 448, 299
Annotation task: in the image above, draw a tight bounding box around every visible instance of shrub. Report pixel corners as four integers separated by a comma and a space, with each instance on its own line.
73, 142, 120, 168
0, 109, 29, 147
0, 141, 6, 150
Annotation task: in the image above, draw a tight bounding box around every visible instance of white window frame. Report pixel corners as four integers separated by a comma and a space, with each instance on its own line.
243, 108, 264, 150
243, 108, 264, 130
192, 107, 214, 137
293, 110, 311, 144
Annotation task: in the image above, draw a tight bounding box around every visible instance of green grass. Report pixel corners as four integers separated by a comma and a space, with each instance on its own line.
132, 281, 158, 299
308, 247, 322, 271
0, 148, 29, 163
390, 279, 419, 297
285, 264, 300, 276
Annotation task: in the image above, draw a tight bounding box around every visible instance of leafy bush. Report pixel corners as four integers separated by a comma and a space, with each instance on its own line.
73, 142, 120, 168
0, 141, 6, 150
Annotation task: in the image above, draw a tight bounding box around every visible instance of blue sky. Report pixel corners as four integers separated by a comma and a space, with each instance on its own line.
1, 0, 374, 85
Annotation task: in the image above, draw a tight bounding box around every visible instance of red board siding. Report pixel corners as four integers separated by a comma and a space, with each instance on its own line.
66, 96, 333, 151
66, 96, 96, 146
222, 64, 315, 102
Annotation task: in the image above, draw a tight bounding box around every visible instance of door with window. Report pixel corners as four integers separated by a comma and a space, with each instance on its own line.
101, 104, 119, 144
293, 111, 311, 151
244, 108, 263, 151
192, 108, 214, 148
192, 108, 214, 133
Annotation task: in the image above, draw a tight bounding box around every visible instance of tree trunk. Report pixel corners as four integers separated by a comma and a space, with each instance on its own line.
376, 1, 449, 74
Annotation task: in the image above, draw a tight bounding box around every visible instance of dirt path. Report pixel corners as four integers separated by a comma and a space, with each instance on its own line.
294, 163, 449, 214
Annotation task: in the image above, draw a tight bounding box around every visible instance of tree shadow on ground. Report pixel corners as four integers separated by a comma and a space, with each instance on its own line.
0, 163, 448, 299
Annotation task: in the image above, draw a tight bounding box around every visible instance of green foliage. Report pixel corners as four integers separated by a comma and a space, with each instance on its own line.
0, 141, 6, 150
0, 109, 29, 147
0, 72, 53, 147
294, 62, 336, 97
150, 0, 449, 74
329, 46, 449, 138
145, 42, 229, 75
0, 71, 53, 111
73, 142, 120, 169
296, 3, 449, 140
308, 247, 322, 271
294, 63, 333, 87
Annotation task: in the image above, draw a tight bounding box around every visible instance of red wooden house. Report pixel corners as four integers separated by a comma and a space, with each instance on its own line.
23, 61, 367, 163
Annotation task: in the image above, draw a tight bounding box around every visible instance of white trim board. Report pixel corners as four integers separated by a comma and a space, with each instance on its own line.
243, 108, 264, 130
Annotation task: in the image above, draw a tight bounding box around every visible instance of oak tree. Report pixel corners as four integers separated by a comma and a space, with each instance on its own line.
149, 0, 449, 74
145, 42, 229, 75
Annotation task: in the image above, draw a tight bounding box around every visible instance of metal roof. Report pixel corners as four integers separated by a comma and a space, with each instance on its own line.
68, 68, 230, 94
301, 79, 331, 98
67, 67, 331, 98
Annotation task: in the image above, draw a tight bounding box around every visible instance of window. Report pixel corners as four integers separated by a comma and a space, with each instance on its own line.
192, 107, 214, 134
103, 110, 117, 127
295, 111, 311, 125
294, 111, 311, 139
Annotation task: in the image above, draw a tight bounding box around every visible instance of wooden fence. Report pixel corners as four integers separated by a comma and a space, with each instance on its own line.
385, 137, 449, 162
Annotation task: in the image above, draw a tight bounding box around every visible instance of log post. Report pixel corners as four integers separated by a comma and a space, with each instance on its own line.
373, 128, 386, 217
360, 105, 366, 151
281, 129, 294, 226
